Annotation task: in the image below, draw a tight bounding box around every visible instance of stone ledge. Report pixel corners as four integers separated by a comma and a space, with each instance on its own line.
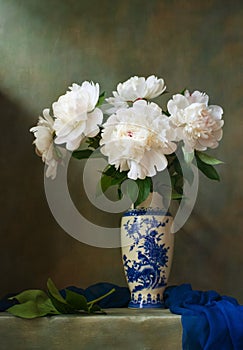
0, 309, 182, 350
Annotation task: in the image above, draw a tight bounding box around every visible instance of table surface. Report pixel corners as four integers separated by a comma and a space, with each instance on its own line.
0, 309, 182, 350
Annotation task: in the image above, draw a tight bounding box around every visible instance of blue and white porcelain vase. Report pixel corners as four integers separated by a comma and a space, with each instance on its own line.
121, 192, 174, 309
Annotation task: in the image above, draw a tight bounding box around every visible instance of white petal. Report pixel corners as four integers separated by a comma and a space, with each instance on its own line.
85, 108, 103, 136
209, 105, 223, 119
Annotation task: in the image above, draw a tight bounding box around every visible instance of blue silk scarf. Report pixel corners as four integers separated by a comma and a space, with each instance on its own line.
164, 284, 243, 350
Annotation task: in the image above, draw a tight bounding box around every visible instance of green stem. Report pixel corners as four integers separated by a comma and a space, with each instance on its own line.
87, 288, 115, 306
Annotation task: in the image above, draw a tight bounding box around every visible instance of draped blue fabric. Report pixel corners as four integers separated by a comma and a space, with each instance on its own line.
163, 284, 243, 350
0, 293, 19, 312
1, 283, 243, 349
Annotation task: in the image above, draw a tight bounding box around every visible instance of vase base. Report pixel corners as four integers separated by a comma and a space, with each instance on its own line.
128, 300, 165, 309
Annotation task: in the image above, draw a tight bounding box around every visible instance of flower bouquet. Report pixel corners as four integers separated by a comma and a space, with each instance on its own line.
30, 75, 224, 208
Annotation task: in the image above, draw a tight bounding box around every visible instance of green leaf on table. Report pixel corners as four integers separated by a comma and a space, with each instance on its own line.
38, 298, 60, 315
7, 290, 59, 319
8, 289, 48, 303
88, 304, 105, 314
47, 278, 66, 303
47, 278, 75, 314
196, 151, 224, 165
195, 154, 220, 181
87, 287, 116, 313
65, 289, 88, 312
7, 300, 51, 319
6, 280, 116, 318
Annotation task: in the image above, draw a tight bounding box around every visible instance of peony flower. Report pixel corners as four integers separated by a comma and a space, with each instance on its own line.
30, 109, 64, 179
100, 100, 177, 180
53, 81, 103, 151
106, 75, 166, 113
167, 90, 224, 153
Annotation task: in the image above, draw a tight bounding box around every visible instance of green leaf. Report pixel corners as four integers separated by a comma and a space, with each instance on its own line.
171, 173, 183, 189
86, 133, 102, 149
183, 164, 195, 186
100, 174, 126, 194
88, 304, 104, 313
196, 151, 224, 165
195, 154, 220, 181
65, 289, 88, 312
72, 149, 94, 159
7, 280, 115, 318
121, 179, 138, 204
173, 156, 183, 177
7, 300, 51, 319
117, 186, 123, 200
134, 178, 152, 207
103, 165, 125, 178
96, 91, 106, 107
182, 147, 194, 163
7, 291, 60, 319
163, 110, 170, 117
47, 278, 75, 314
112, 173, 127, 184
180, 88, 187, 95
9, 289, 48, 303
47, 278, 66, 303
171, 191, 183, 200
100, 166, 128, 195
38, 298, 60, 315
54, 144, 65, 159
100, 174, 113, 194
48, 295, 75, 315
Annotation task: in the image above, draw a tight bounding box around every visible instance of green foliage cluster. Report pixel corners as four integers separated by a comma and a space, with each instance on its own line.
72, 139, 223, 207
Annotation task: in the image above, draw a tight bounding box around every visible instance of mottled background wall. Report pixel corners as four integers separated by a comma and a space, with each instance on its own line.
1, 0, 243, 302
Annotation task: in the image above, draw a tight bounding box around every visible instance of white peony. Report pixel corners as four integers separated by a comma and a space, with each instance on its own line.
53, 81, 103, 151
167, 90, 224, 153
30, 109, 64, 179
100, 100, 177, 180
106, 75, 166, 113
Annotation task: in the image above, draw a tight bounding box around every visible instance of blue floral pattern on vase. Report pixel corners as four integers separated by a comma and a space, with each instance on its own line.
121, 210, 173, 308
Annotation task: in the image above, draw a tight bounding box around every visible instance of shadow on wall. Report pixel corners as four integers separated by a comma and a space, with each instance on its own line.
0, 92, 64, 296
0, 91, 127, 298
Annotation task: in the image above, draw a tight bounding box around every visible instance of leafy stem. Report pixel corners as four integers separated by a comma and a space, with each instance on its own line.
6, 278, 115, 319
87, 288, 116, 306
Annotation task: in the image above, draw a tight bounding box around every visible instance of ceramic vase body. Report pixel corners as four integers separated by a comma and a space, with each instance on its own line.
121, 193, 174, 308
